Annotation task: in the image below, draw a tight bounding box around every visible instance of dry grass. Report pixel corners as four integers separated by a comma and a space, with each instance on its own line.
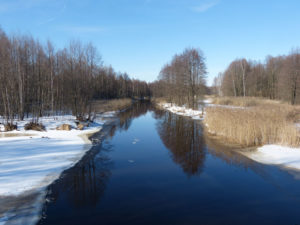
92, 98, 132, 113
152, 97, 167, 104
205, 102, 300, 147
211, 96, 282, 107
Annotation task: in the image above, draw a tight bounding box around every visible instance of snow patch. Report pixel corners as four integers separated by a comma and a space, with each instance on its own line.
245, 145, 300, 171
203, 98, 213, 104
159, 103, 205, 120
0, 114, 116, 196
0, 124, 4, 132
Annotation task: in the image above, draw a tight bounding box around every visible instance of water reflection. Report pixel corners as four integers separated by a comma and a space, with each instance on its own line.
118, 101, 153, 131
106, 102, 153, 138
156, 111, 206, 176
45, 147, 113, 208
39, 102, 155, 224
204, 134, 258, 169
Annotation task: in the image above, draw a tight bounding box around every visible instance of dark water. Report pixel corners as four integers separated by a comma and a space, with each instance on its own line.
39, 103, 300, 225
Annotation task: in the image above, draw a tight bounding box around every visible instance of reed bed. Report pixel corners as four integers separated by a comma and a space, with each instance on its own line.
92, 98, 132, 113
211, 97, 282, 107
205, 104, 300, 147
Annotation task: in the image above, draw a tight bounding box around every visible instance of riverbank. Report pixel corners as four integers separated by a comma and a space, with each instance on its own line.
156, 97, 300, 173
0, 110, 120, 225
156, 98, 211, 120
0, 114, 114, 196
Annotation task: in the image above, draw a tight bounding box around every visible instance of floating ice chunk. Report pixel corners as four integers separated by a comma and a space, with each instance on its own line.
132, 138, 140, 144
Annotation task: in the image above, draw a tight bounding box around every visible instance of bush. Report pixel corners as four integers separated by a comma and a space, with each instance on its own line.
4, 123, 17, 132
24, 122, 45, 131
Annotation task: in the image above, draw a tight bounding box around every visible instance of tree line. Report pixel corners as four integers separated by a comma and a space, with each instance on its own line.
213, 49, 300, 104
150, 48, 207, 109
0, 28, 151, 123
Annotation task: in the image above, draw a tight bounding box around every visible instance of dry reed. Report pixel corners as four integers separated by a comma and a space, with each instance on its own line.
205, 103, 300, 147
92, 98, 132, 113
211, 97, 282, 107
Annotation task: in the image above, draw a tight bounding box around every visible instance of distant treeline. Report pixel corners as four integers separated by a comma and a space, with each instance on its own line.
212, 49, 300, 104
0, 28, 150, 123
150, 48, 207, 109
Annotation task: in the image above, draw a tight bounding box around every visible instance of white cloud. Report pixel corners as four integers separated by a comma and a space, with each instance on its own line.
191, 1, 219, 13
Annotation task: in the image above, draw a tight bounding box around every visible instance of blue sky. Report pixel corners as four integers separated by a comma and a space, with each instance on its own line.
0, 0, 300, 85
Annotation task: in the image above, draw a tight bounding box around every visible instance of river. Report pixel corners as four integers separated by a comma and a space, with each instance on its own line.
38, 102, 300, 225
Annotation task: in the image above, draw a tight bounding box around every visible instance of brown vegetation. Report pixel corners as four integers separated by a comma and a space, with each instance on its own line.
91, 98, 132, 113
211, 96, 281, 107
151, 97, 167, 105
77, 124, 85, 130
4, 123, 17, 132
205, 101, 300, 147
56, 124, 72, 131
24, 122, 46, 131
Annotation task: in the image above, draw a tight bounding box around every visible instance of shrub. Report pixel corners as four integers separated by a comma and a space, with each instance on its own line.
24, 122, 45, 131
4, 123, 17, 132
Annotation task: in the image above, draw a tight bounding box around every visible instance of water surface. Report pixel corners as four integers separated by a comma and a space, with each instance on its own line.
39, 103, 300, 225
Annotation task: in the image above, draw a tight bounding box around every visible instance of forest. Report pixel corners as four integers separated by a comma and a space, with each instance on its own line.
0, 28, 151, 124
212, 49, 300, 105
150, 48, 207, 109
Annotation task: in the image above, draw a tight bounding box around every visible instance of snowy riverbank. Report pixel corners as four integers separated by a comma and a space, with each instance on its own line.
244, 145, 300, 172
157, 101, 208, 120
158, 100, 300, 173
0, 112, 116, 225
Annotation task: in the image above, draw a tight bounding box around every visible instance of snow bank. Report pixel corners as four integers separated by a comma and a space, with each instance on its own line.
0, 114, 115, 196
0, 129, 97, 196
158, 99, 245, 120
245, 145, 300, 171
0, 113, 116, 225
159, 103, 205, 120
203, 98, 213, 104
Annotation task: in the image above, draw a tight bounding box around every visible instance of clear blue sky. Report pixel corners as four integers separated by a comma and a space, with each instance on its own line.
1, 0, 300, 85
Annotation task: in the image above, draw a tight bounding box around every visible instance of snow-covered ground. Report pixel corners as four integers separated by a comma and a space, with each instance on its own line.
158, 99, 300, 174
0, 112, 116, 225
244, 145, 300, 172
158, 99, 245, 120
158, 103, 206, 120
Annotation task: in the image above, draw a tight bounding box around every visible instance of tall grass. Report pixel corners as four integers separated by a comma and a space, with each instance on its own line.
211, 97, 281, 107
152, 97, 167, 105
92, 98, 132, 113
205, 104, 300, 147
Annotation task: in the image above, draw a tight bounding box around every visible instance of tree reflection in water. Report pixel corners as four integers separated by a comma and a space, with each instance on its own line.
44, 145, 113, 208
105, 101, 153, 139
156, 111, 206, 176
40, 102, 156, 221
118, 101, 153, 131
